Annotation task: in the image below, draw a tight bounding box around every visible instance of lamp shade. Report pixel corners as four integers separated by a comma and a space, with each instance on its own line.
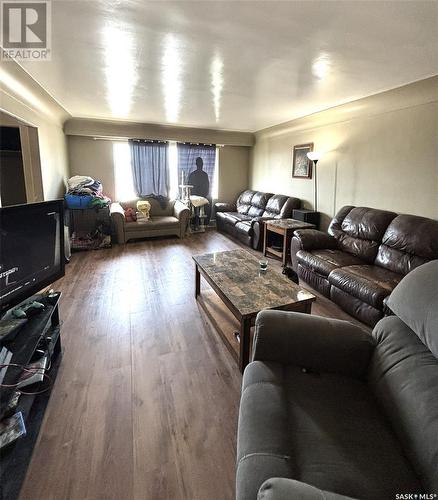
307, 151, 322, 162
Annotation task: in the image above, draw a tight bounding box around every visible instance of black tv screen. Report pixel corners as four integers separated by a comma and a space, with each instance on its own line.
0, 200, 65, 314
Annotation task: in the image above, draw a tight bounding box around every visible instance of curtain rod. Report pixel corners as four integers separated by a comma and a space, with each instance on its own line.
92, 136, 224, 146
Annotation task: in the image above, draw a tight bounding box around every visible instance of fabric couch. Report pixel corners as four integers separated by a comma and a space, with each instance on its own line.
237, 260, 438, 500
290, 206, 438, 326
110, 197, 190, 243
215, 190, 300, 249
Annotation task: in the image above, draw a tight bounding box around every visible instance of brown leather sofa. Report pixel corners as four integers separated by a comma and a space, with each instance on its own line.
291, 206, 438, 326
215, 190, 300, 249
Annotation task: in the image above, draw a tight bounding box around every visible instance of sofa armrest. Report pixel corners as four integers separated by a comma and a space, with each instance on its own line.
174, 199, 190, 220
291, 229, 337, 271
293, 229, 337, 251
251, 217, 276, 250
252, 310, 375, 379
174, 200, 191, 237
258, 478, 356, 500
214, 202, 237, 212
110, 202, 126, 244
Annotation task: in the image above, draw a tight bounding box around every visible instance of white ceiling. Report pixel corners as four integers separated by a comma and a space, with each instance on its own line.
18, 0, 438, 132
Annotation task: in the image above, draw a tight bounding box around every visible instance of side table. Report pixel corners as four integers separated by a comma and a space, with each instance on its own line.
264, 219, 315, 266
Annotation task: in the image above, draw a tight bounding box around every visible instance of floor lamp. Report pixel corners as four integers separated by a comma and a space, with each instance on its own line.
307, 151, 322, 212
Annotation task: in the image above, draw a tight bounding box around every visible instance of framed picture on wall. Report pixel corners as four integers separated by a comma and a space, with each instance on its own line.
292, 143, 313, 179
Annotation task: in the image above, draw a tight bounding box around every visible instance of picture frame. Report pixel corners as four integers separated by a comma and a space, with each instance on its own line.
292, 143, 313, 179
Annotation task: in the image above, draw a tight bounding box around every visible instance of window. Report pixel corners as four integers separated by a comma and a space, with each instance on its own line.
113, 141, 219, 201
177, 144, 218, 200
113, 142, 136, 201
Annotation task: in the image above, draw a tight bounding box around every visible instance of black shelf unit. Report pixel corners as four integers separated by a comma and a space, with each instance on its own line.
0, 293, 62, 500
292, 209, 320, 229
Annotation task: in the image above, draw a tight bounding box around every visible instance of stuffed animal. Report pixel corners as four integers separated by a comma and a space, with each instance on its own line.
124, 207, 137, 222
136, 200, 151, 220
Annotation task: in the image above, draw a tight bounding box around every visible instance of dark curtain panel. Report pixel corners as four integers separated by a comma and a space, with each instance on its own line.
129, 140, 170, 197
177, 144, 216, 197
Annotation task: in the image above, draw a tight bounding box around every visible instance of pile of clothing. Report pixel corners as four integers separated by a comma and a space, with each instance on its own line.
65, 175, 111, 209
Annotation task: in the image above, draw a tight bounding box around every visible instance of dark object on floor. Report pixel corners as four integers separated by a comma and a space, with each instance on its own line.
291, 205, 438, 326
237, 261, 438, 500
215, 190, 300, 250
282, 266, 299, 284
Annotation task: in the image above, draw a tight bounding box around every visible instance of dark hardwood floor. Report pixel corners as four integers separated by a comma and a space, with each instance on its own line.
19, 230, 368, 500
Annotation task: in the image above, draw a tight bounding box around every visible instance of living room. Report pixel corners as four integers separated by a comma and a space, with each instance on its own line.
0, 2, 437, 500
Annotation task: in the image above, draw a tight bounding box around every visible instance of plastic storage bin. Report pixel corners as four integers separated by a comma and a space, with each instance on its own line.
64, 194, 93, 209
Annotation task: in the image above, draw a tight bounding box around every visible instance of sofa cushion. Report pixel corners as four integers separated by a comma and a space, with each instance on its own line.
369, 314, 438, 492
236, 190, 256, 214
216, 212, 252, 226
235, 221, 253, 236
237, 362, 293, 500
247, 205, 265, 217
328, 264, 402, 308
125, 216, 179, 231
329, 207, 397, 263
238, 360, 421, 500
375, 214, 438, 274
387, 260, 438, 358
284, 365, 421, 499
262, 194, 289, 218
247, 192, 273, 217
296, 249, 365, 278
251, 191, 273, 209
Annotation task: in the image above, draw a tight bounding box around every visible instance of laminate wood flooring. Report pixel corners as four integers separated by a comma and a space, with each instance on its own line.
19, 230, 369, 500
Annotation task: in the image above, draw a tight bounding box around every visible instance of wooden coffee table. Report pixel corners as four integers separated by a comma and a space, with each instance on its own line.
193, 249, 316, 373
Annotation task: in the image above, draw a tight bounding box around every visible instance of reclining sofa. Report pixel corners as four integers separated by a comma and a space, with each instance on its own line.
215, 190, 300, 249
237, 260, 438, 500
291, 206, 438, 326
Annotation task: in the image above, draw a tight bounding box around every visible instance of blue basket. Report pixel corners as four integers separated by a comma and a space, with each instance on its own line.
64, 194, 94, 209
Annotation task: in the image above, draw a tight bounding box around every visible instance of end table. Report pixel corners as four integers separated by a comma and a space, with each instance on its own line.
264, 219, 315, 266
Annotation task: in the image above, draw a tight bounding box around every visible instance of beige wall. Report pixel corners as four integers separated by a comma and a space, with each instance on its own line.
68, 136, 116, 199
0, 61, 70, 200
250, 76, 438, 230
218, 146, 250, 202
68, 136, 250, 203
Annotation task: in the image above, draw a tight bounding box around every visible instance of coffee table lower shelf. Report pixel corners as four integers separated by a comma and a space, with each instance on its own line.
196, 290, 243, 363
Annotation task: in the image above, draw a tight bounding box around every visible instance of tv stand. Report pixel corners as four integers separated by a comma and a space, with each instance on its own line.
0, 292, 62, 500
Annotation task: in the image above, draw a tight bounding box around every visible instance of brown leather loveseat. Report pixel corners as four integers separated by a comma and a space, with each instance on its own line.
291, 206, 438, 326
215, 190, 300, 249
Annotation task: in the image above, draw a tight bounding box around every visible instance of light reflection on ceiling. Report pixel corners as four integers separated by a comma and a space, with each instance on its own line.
102, 24, 138, 117
210, 55, 224, 122
312, 53, 331, 81
161, 33, 183, 123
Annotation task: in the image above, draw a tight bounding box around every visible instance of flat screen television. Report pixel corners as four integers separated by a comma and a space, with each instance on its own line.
0, 200, 65, 315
